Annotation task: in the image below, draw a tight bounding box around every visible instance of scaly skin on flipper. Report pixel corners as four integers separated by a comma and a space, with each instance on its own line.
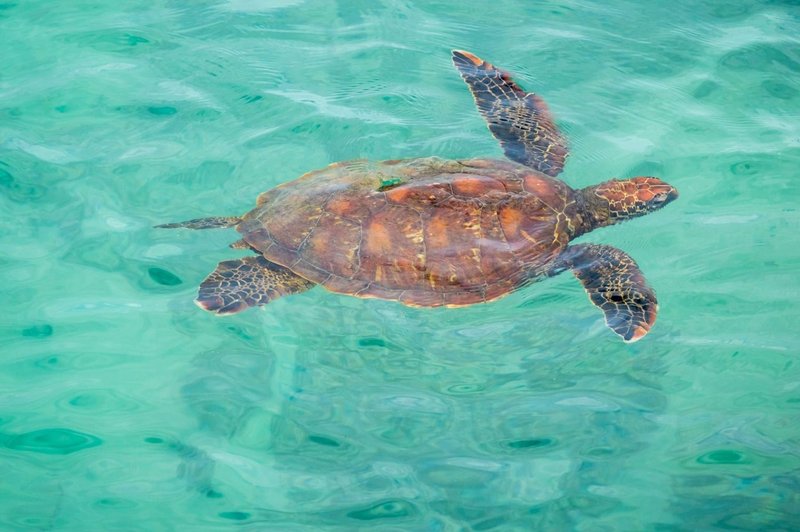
155, 217, 242, 230
452, 50, 568, 177
557, 243, 657, 342
197, 256, 314, 315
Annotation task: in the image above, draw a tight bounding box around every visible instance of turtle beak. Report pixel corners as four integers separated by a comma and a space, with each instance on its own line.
643, 181, 678, 211
651, 185, 679, 207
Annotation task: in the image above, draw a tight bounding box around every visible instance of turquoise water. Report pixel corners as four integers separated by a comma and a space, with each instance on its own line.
2, 0, 799, 529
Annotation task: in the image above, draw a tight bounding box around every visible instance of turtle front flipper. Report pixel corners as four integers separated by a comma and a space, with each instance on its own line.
196, 256, 314, 314
155, 216, 242, 230
452, 50, 568, 177
556, 244, 657, 342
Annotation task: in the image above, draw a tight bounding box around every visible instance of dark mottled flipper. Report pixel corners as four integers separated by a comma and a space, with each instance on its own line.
155, 216, 242, 230
452, 50, 568, 177
557, 244, 657, 342
197, 256, 314, 314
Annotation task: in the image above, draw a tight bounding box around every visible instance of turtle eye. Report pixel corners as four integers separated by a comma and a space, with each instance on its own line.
652, 193, 669, 203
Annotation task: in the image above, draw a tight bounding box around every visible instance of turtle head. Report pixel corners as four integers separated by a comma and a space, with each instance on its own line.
580, 177, 678, 230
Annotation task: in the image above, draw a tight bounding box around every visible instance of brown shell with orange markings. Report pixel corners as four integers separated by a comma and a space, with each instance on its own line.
236, 156, 583, 307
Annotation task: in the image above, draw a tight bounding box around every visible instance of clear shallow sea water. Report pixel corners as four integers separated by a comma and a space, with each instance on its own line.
1, 0, 799, 529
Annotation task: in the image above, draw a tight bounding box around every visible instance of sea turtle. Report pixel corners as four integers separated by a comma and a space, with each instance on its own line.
158, 50, 678, 342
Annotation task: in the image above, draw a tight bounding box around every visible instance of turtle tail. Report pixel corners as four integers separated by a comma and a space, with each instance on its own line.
155, 216, 242, 230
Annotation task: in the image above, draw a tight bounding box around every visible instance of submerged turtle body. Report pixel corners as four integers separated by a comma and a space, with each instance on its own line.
158, 50, 678, 342
239, 157, 576, 307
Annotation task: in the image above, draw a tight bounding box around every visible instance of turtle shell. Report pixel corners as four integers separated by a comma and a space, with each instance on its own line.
237, 157, 578, 307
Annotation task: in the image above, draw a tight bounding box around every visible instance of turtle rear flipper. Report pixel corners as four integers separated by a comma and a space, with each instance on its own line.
557, 244, 657, 342
452, 50, 568, 177
197, 256, 314, 314
155, 216, 242, 230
